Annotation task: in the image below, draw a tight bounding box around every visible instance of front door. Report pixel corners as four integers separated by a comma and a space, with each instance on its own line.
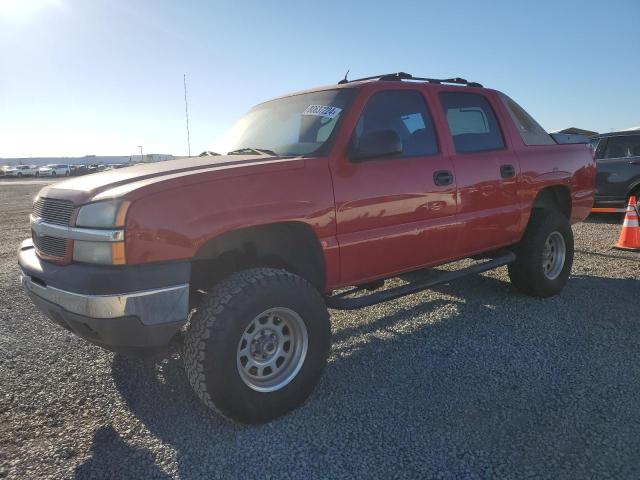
330, 88, 458, 287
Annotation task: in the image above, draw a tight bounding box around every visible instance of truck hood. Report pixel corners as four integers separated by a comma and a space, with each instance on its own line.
37, 154, 298, 204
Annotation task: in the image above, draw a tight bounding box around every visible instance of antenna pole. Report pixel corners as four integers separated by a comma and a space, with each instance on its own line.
183, 73, 192, 157
338, 69, 350, 84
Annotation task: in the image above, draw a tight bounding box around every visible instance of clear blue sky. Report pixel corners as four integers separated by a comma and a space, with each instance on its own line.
1, 0, 638, 158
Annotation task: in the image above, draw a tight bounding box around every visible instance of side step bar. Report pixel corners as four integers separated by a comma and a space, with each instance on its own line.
325, 250, 516, 310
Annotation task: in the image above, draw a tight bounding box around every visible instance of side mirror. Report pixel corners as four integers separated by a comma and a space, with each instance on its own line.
350, 129, 402, 161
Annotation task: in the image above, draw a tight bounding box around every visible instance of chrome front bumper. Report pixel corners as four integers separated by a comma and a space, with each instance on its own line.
19, 238, 191, 352
21, 274, 189, 326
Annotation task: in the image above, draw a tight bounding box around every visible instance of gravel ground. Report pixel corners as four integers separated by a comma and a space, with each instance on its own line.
0, 178, 57, 186
1, 184, 639, 479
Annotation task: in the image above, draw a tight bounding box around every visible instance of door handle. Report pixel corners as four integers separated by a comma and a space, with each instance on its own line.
500, 164, 516, 178
433, 170, 454, 186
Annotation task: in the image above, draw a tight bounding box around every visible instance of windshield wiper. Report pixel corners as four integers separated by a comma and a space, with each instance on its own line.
227, 147, 279, 156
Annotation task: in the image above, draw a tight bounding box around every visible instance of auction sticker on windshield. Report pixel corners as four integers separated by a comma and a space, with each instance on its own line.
302, 105, 342, 119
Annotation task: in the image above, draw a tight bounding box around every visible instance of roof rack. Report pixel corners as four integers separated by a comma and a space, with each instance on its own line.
338, 71, 483, 88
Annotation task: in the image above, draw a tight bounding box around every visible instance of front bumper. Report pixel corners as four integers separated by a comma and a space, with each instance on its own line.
18, 239, 191, 354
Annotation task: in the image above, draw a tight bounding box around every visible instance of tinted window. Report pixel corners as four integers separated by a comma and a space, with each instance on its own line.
603, 135, 640, 159
439, 92, 504, 153
498, 93, 555, 146
354, 90, 438, 157
594, 138, 608, 159
632, 136, 640, 157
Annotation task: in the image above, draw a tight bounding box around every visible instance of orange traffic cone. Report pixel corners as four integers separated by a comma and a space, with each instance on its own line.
614, 196, 640, 251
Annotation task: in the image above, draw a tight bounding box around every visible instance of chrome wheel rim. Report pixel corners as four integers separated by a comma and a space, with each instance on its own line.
236, 307, 308, 392
542, 231, 566, 280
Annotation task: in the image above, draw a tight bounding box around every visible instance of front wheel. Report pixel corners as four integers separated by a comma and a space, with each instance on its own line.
183, 268, 331, 424
51, 171, 57, 177
508, 210, 574, 297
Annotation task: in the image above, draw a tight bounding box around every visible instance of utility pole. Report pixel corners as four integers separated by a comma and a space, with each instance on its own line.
138, 145, 144, 162
183, 74, 192, 157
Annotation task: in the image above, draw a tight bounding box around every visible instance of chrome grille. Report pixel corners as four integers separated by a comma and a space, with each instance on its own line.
32, 198, 74, 226
32, 231, 68, 258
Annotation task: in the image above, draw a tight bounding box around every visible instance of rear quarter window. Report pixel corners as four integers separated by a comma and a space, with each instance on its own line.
498, 93, 555, 146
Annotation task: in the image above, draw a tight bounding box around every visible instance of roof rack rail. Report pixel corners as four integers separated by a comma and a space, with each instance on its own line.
338, 72, 483, 88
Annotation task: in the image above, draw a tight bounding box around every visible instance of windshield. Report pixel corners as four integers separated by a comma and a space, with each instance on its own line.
210, 89, 355, 157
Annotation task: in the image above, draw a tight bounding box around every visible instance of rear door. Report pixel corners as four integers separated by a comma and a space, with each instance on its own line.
595, 135, 640, 201
330, 88, 458, 286
437, 90, 521, 255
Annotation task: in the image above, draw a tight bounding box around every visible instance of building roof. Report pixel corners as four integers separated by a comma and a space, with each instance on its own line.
552, 127, 599, 137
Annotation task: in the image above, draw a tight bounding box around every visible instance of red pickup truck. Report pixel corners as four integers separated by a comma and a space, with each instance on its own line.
19, 72, 595, 423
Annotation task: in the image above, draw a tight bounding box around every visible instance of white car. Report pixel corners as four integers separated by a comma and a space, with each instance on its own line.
3, 165, 37, 177
37, 164, 70, 177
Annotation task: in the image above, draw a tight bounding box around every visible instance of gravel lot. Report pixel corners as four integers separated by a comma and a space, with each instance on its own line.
1, 183, 639, 479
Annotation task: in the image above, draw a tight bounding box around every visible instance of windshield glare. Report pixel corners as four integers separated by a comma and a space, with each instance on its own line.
210, 89, 354, 157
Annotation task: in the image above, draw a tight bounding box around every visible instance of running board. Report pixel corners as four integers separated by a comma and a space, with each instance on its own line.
325, 250, 516, 310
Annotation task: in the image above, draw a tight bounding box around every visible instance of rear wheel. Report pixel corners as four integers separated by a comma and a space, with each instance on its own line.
508, 210, 574, 297
183, 268, 331, 424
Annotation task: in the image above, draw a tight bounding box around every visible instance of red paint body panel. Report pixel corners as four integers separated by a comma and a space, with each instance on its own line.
33, 81, 595, 293
328, 84, 459, 286
123, 157, 338, 272
433, 88, 522, 255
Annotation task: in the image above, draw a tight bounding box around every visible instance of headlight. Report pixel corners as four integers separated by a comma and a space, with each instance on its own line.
73, 241, 126, 265
74, 200, 129, 265
76, 200, 130, 228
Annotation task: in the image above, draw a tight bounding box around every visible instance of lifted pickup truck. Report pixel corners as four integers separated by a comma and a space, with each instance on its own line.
19, 72, 595, 423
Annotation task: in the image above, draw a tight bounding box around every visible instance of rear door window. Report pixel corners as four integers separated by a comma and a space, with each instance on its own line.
439, 92, 504, 153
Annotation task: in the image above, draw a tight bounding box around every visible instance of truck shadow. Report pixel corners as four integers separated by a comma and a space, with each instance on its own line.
105, 273, 640, 478
575, 248, 640, 264
74, 425, 170, 480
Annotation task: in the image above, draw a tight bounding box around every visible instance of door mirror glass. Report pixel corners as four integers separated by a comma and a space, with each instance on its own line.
350, 129, 402, 161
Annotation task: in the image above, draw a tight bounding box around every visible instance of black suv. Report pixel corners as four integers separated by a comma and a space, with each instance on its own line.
592, 130, 640, 210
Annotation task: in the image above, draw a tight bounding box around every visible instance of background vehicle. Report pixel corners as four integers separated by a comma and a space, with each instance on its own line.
37, 164, 70, 177
69, 165, 91, 176
591, 131, 640, 211
18, 72, 595, 424
4, 165, 37, 177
